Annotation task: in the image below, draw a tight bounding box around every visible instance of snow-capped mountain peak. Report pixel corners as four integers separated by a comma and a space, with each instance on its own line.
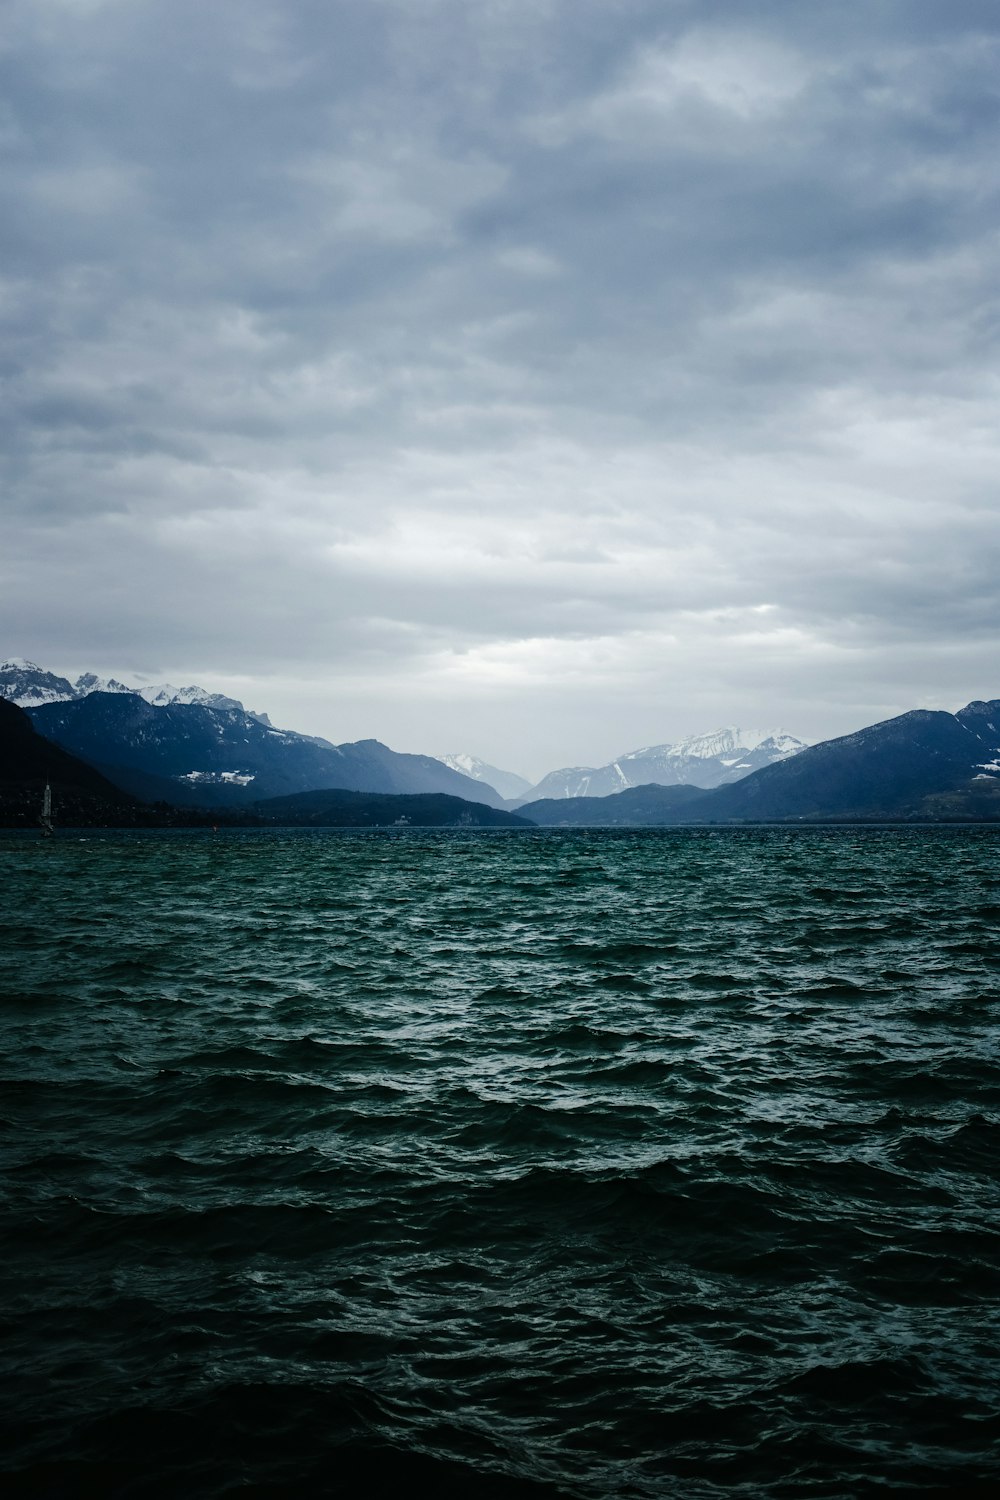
137, 683, 252, 714
74, 673, 134, 696
137, 683, 182, 707
440, 753, 480, 777
653, 726, 797, 761
437, 754, 532, 802
0, 660, 80, 707
521, 728, 809, 801
0, 658, 267, 719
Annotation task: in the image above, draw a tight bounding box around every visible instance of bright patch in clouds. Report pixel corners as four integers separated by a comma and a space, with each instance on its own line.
617, 31, 811, 120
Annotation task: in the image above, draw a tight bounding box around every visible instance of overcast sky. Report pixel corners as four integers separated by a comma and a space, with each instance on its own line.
2, 0, 998, 778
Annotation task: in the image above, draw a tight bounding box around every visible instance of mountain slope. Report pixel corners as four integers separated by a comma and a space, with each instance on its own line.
520, 702, 1000, 824
6, 660, 515, 802
0, 697, 137, 826
699, 705, 1000, 822
521, 784, 709, 825
521, 728, 805, 800
27, 694, 507, 807
438, 754, 532, 801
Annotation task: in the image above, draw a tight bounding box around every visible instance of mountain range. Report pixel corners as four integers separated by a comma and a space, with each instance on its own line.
521, 702, 1000, 824
2, 660, 999, 825
518, 727, 806, 801
1, 660, 516, 805
0, 657, 269, 719
0, 661, 808, 807
0, 698, 530, 829
24, 691, 509, 809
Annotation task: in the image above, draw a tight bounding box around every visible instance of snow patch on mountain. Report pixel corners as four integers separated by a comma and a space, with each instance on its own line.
521, 729, 809, 801
0, 658, 273, 721
74, 674, 134, 696
438, 754, 532, 801
138, 683, 252, 714
0, 660, 80, 707
179, 769, 256, 786
630, 726, 802, 761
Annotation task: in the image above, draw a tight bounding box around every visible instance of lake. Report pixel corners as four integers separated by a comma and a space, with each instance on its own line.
2, 826, 998, 1497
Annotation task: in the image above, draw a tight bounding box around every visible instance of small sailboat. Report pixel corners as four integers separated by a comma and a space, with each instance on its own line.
39, 781, 54, 837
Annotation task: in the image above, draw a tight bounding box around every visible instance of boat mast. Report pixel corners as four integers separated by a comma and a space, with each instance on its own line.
40, 781, 54, 836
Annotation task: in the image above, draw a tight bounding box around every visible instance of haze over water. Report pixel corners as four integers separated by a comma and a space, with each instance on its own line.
2, 827, 999, 1497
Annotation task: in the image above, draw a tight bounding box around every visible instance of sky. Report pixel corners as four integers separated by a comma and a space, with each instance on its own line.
2, 0, 998, 781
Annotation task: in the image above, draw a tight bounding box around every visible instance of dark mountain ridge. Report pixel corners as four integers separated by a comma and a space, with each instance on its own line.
521, 784, 708, 826
26, 693, 507, 808
0, 700, 532, 829
0, 697, 128, 799
0, 697, 141, 826
522, 701, 1000, 825
253, 788, 532, 828
700, 705, 1000, 821
9, 687, 1000, 828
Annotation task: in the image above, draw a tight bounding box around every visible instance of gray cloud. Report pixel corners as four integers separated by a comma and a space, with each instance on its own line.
2, 0, 998, 776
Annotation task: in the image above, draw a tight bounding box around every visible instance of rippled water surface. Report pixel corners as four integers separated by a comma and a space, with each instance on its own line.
2, 827, 999, 1498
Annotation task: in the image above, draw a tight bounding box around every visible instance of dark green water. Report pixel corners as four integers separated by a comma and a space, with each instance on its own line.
2, 827, 999, 1498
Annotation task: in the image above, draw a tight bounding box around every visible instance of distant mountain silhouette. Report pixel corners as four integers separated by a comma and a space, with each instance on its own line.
0, 698, 529, 829
27, 693, 507, 808
521, 702, 1000, 824
519, 727, 806, 801
10, 678, 1000, 827
519, 784, 708, 826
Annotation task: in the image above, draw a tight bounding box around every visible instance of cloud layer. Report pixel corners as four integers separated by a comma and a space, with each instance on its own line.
3, 0, 998, 775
